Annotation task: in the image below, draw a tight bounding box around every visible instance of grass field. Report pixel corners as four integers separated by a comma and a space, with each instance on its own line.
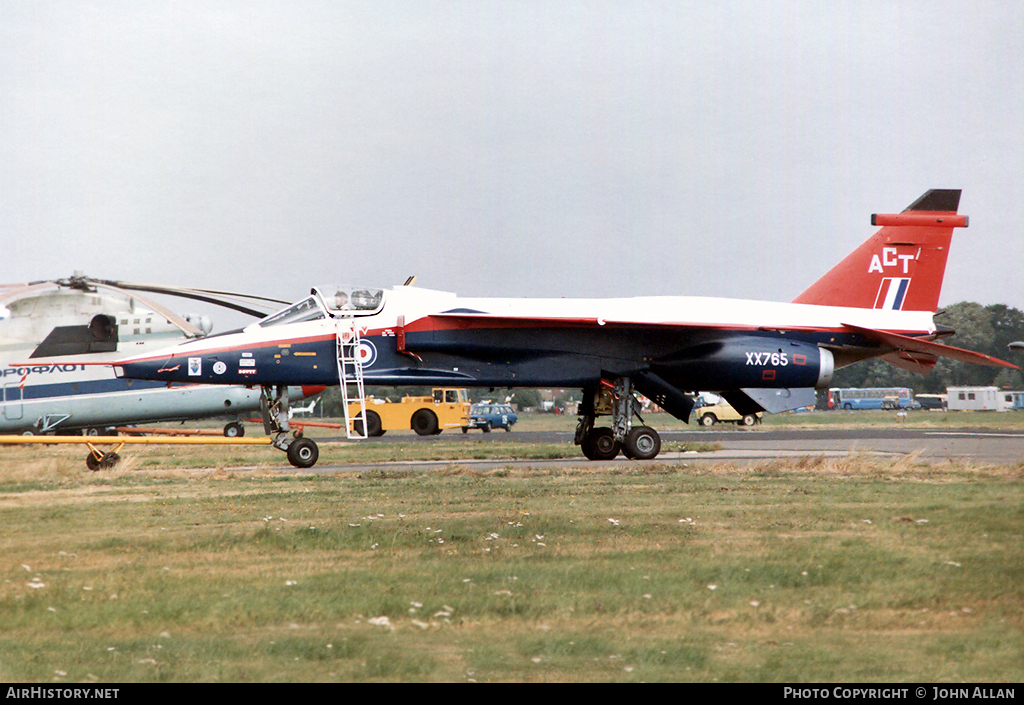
0, 431, 1021, 683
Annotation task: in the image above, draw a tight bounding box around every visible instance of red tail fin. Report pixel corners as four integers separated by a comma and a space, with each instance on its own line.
793, 190, 967, 312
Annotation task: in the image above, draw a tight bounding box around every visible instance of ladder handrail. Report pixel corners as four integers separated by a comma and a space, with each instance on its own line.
336, 317, 368, 439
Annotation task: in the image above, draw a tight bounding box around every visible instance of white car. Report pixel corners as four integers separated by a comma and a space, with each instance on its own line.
694, 398, 761, 427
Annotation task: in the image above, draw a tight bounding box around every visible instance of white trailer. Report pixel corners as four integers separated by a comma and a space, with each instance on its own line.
946, 387, 1015, 411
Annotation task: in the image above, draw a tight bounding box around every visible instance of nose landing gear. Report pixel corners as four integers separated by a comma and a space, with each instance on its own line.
261, 385, 319, 468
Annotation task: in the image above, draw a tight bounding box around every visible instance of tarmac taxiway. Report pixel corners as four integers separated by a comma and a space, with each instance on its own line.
308, 426, 1024, 473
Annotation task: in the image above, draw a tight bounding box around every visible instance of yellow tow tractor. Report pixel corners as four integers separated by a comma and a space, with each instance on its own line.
348, 388, 470, 437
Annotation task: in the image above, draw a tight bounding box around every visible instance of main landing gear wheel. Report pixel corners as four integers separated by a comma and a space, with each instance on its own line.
622, 426, 661, 460
224, 422, 245, 438
582, 427, 620, 460
575, 378, 665, 461
286, 438, 319, 468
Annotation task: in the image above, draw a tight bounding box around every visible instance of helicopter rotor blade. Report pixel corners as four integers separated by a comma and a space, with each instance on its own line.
88, 279, 290, 318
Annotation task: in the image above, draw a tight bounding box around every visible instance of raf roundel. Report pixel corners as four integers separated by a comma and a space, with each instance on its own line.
356, 340, 377, 368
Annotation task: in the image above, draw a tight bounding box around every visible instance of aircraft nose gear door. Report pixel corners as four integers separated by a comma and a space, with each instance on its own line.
336, 318, 368, 440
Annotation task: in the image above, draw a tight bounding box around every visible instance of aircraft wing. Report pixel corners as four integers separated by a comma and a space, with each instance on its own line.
424, 312, 609, 329
840, 323, 1020, 370
875, 351, 941, 375
425, 313, 1019, 368
406, 313, 684, 355
420, 313, 823, 421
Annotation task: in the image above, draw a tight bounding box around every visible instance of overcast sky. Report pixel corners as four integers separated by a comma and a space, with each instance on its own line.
2, 1, 1022, 330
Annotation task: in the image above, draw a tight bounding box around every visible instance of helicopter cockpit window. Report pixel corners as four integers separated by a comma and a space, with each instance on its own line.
319, 287, 385, 315
258, 296, 326, 328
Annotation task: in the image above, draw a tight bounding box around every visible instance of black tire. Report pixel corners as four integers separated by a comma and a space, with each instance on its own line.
741, 415, 757, 427
86, 453, 101, 472
224, 422, 245, 438
581, 427, 620, 460
482, 422, 492, 433
410, 409, 439, 436
699, 414, 716, 427
287, 438, 319, 468
354, 410, 384, 437
86, 427, 117, 437
100, 451, 121, 469
623, 426, 661, 460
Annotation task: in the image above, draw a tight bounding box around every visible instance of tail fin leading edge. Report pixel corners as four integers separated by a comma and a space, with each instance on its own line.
793, 189, 967, 312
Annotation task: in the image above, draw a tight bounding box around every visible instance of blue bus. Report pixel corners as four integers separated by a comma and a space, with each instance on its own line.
829, 387, 914, 410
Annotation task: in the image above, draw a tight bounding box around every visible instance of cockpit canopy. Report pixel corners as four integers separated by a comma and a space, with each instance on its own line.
257, 296, 324, 328
255, 287, 385, 329
317, 287, 384, 315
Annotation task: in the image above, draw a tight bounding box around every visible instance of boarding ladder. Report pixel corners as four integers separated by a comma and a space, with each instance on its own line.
336, 317, 368, 439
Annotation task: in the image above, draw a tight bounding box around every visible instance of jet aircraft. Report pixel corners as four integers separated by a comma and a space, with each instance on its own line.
1, 275, 319, 436
97, 190, 1017, 467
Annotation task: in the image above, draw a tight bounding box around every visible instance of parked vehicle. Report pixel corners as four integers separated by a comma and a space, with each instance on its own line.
693, 395, 760, 427
464, 402, 518, 432
348, 388, 470, 436
947, 387, 1020, 412
828, 387, 914, 410
914, 393, 947, 410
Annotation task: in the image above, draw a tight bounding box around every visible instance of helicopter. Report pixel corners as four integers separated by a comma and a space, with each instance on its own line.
1, 274, 319, 437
